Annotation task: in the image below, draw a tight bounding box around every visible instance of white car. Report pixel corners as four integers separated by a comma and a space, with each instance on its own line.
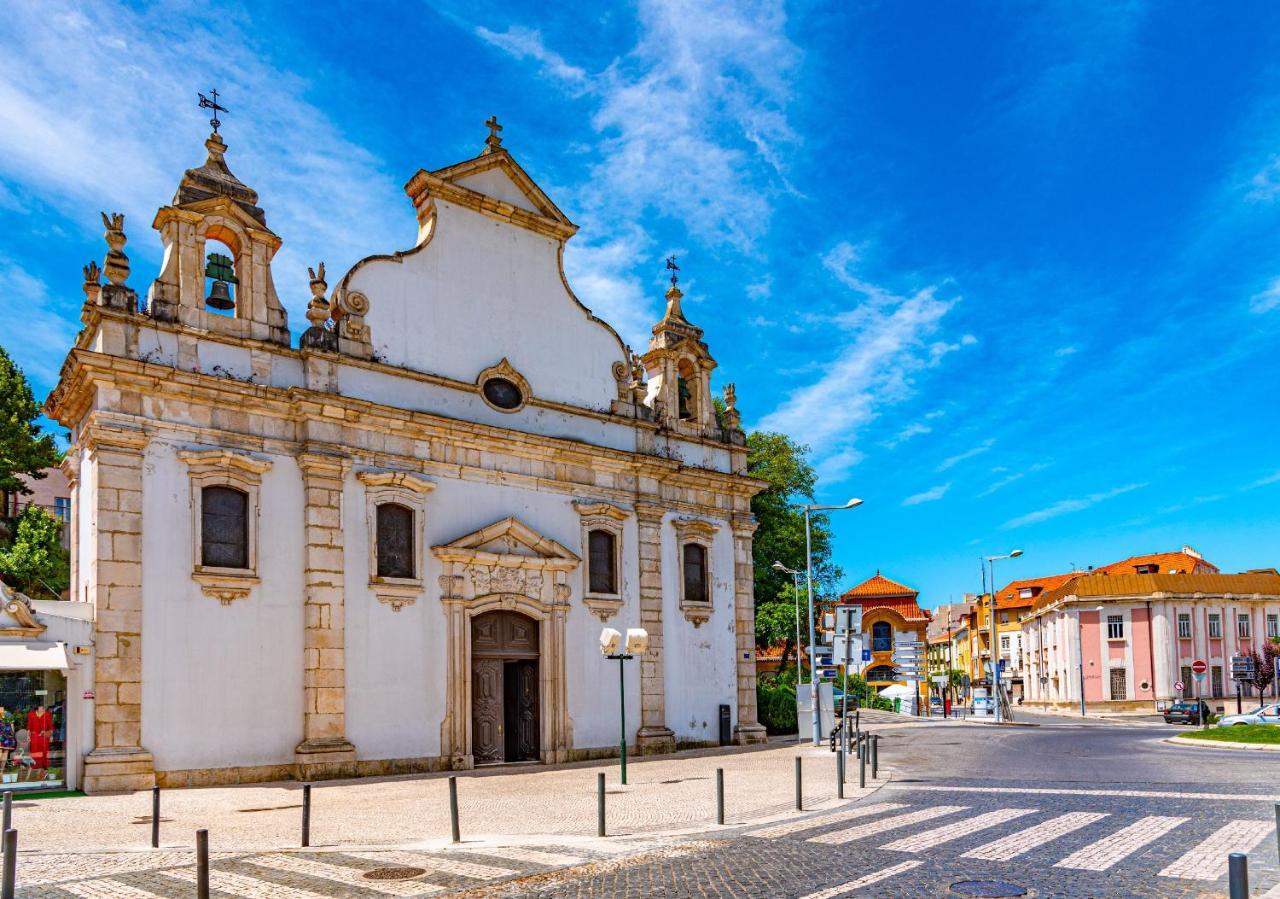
1216, 703, 1280, 727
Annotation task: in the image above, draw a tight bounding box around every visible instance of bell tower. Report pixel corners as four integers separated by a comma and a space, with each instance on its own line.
640, 257, 718, 436
145, 114, 290, 346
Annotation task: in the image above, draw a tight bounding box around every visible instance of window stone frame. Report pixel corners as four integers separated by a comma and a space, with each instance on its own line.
356, 470, 435, 612
476, 357, 532, 414
178, 448, 272, 605
573, 501, 628, 621
673, 517, 719, 627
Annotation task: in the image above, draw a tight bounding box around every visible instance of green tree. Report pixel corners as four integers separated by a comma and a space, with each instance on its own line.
0, 344, 61, 498
0, 506, 69, 599
747, 431, 842, 658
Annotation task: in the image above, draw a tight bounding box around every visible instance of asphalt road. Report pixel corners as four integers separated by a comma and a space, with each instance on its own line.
512, 717, 1280, 898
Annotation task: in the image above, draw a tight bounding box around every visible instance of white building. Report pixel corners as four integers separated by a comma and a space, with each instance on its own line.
46, 119, 767, 793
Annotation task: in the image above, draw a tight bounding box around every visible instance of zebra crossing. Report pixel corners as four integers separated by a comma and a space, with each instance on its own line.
747, 799, 1276, 888
18, 843, 594, 898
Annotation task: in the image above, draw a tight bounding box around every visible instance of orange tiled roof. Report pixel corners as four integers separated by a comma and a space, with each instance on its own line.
1031, 571, 1280, 614
1094, 551, 1218, 577
992, 572, 1081, 610
841, 595, 932, 623
841, 572, 917, 599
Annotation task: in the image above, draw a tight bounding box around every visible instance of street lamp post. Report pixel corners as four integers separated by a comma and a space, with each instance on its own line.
772, 562, 803, 684
800, 498, 863, 745
599, 627, 649, 785
982, 550, 1023, 724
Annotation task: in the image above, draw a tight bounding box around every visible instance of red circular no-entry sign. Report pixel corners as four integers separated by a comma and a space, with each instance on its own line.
1191, 659, 1208, 675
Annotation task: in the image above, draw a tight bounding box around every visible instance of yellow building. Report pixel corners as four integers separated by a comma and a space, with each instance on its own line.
838, 573, 932, 712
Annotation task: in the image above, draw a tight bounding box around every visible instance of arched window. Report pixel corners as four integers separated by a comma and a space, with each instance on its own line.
683, 543, 708, 605
202, 234, 239, 316
871, 620, 892, 653
866, 665, 898, 682
588, 529, 617, 595
375, 502, 414, 579
201, 485, 248, 569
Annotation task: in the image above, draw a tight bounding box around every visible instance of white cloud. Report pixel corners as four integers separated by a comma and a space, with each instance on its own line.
1055, 344, 1078, 357
0, 2, 404, 332
1250, 279, 1280, 314
756, 244, 971, 483
561, 227, 656, 348
1247, 469, 1280, 489
1247, 154, 1280, 202
978, 471, 1025, 498
1002, 482, 1146, 529
746, 276, 773, 300
0, 257, 79, 386
474, 26, 589, 85
937, 439, 995, 472
902, 483, 950, 506
883, 421, 932, 448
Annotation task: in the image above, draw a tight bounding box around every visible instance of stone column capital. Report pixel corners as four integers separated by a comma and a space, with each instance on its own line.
297, 450, 351, 479
81, 417, 148, 457
634, 500, 666, 524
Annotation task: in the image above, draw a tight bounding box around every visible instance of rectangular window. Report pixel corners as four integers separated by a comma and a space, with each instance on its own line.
999, 611, 1009, 624
587, 529, 617, 594
1211, 666, 1224, 699
1238, 614, 1251, 639
1109, 668, 1127, 701
201, 485, 248, 569
53, 497, 70, 522
1000, 635, 1010, 651
1018, 588, 1033, 599
0, 669, 67, 793
374, 503, 414, 579
1107, 615, 1124, 640
682, 543, 707, 605
1177, 613, 1192, 639
1208, 613, 1222, 639
1180, 666, 1193, 699
1268, 614, 1279, 639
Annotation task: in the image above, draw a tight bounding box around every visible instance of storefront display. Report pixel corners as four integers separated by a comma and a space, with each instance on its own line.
0, 671, 66, 790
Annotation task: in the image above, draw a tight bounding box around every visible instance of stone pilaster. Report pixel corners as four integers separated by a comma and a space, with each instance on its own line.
634, 501, 675, 754
81, 420, 155, 793
294, 451, 357, 780
731, 512, 768, 744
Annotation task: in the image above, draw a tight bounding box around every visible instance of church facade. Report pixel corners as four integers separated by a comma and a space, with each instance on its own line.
46, 119, 768, 794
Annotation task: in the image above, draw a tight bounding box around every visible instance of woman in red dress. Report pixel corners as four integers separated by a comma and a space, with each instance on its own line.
26, 705, 52, 771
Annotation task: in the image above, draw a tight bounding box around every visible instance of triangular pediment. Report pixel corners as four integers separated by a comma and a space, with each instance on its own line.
434, 516, 580, 565
419, 149, 576, 230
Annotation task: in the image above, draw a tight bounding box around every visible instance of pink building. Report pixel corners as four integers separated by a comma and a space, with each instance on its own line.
1022, 569, 1280, 713
2, 467, 71, 548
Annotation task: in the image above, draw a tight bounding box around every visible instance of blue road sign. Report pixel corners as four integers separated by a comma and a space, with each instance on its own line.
861, 649, 872, 662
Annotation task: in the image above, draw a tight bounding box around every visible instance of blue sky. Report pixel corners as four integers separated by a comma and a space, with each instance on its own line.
1, 2, 1278, 606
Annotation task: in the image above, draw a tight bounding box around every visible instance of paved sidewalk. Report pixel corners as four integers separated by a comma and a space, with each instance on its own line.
6, 739, 904, 896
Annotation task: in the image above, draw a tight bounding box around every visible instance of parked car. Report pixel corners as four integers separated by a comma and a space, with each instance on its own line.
1217, 703, 1280, 727
1163, 700, 1211, 725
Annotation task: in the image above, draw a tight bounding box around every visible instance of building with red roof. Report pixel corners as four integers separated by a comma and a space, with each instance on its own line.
838, 572, 931, 711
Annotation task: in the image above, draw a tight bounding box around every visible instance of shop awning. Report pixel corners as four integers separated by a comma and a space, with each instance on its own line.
0, 642, 69, 671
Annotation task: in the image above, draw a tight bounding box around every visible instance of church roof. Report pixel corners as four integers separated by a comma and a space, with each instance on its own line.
174, 133, 267, 226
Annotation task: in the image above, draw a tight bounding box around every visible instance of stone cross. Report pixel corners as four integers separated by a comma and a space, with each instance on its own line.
485, 115, 503, 151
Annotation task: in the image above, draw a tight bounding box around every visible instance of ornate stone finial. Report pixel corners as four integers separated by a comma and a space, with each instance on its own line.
723, 382, 742, 431
82, 260, 102, 308
100, 212, 130, 287
198, 89, 228, 134
305, 262, 330, 328
483, 115, 504, 154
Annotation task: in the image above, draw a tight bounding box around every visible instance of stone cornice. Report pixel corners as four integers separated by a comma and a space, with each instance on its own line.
404, 167, 579, 242
572, 500, 630, 521
178, 447, 273, 476
79, 414, 148, 455
355, 469, 435, 494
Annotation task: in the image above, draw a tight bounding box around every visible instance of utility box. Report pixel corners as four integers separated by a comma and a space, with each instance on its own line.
718, 704, 731, 745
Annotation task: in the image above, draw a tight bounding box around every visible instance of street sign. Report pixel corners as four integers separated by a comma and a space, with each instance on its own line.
833, 634, 862, 666
1231, 654, 1255, 680
834, 605, 862, 636
817, 668, 838, 680
861, 649, 872, 662
1275, 656, 1280, 681
1193, 672, 1206, 683
1191, 659, 1208, 675
931, 674, 950, 685
1173, 680, 1184, 692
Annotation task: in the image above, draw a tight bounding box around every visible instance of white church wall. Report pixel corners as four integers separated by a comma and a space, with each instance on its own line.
660, 514, 738, 744
140, 440, 304, 772
348, 199, 625, 411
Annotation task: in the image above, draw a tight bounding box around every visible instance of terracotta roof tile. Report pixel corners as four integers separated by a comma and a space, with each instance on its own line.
992, 572, 1081, 610
1031, 571, 1280, 614
841, 572, 918, 599
1094, 551, 1218, 577
839, 594, 932, 623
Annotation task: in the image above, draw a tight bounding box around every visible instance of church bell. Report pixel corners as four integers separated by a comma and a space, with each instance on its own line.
204, 251, 238, 311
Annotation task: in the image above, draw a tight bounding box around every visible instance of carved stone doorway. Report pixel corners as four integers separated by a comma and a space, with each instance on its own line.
470, 611, 541, 765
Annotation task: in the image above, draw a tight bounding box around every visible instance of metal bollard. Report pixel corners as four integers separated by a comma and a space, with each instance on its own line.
872, 735, 879, 780
837, 750, 845, 799
1228, 852, 1248, 899
448, 776, 461, 844
2, 793, 11, 837
301, 784, 311, 848
859, 740, 866, 789
195, 828, 209, 899
1275, 802, 1279, 864
715, 768, 725, 826
151, 786, 160, 849
795, 756, 803, 811
597, 772, 606, 837
1, 829, 14, 899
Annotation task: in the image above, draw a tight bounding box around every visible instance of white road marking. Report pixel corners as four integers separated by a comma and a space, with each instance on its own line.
748, 803, 909, 838
345, 849, 516, 879
61, 879, 171, 899
962, 812, 1109, 860
1157, 819, 1274, 879
245, 854, 444, 896
881, 807, 1037, 852
457, 846, 585, 867
165, 867, 345, 899
908, 784, 1278, 802
798, 861, 924, 899
1053, 816, 1187, 871
808, 805, 968, 845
